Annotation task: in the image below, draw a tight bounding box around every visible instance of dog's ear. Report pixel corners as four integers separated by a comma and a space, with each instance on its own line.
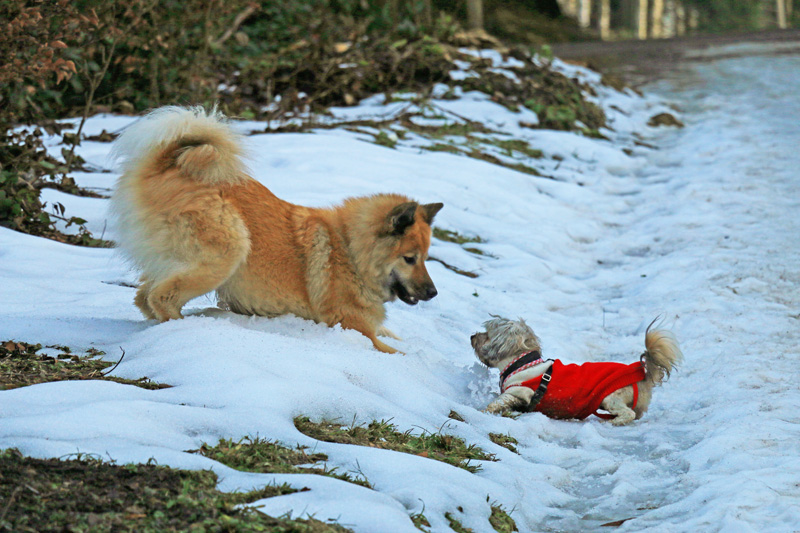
419, 202, 443, 225
385, 202, 418, 236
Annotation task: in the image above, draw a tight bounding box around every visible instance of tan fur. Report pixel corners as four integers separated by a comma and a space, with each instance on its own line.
472, 317, 683, 424
111, 107, 442, 353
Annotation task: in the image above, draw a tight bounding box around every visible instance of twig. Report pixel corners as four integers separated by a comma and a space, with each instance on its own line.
210, 3, 258, 48
62, 38, 118, 178
101, 347, 126, 376
0, 486, 21, 523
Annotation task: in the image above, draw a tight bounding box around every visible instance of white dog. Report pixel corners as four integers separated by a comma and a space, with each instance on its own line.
471, 317, 682, 425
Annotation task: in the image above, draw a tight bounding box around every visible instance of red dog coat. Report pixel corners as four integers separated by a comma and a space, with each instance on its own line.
510, 360, 646, 420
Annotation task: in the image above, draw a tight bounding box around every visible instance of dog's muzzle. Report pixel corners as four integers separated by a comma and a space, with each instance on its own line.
391, 279, 437, 305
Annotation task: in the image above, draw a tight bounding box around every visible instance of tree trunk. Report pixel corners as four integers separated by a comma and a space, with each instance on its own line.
579, 0, 592, 28
651, 0, 664, 37
637, 0, 649, 38
467, 0, 484, 30
564, 0, 579, 18
688, 6, 699, 30
662, 0, 675, 37
675, 1, 686, 35
599, 0, 611, 39
777, 0, 788, 28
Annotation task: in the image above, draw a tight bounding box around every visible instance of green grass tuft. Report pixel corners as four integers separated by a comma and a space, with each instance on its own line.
489, 504, 518, 532
295, 417, 495, 474
445, 512, 473, 533
433, 228, 483, 245
193, 436, 372, 488
488, 433, 519, 454
411, 512, 431, 531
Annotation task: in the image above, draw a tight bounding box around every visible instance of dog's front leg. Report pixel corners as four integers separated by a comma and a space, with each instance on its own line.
377, 326, 402, 341
340, 314, 400, 354
484, 388, 534, 415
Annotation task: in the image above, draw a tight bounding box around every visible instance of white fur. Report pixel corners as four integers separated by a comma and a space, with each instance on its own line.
110, 106, 231, 173
108, 106, 245, 282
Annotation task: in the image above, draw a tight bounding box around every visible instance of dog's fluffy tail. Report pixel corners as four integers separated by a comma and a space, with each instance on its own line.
642, 321, 683, 387
111, 105, 246, 184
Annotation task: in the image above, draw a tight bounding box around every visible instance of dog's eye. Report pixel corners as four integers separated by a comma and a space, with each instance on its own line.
403, 256, 416, 265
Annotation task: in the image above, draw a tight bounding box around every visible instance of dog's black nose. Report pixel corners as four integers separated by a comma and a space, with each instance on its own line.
424, 286, 438, 300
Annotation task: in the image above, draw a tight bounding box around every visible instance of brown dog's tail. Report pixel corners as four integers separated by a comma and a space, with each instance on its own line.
642, 320, 683, 387
111, 106, 247, 185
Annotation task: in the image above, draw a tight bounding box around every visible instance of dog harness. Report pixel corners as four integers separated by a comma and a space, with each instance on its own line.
500, 352, 646, 420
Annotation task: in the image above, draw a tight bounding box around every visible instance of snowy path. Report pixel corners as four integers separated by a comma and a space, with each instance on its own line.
1, 49, 799, 532
552, 52, 800, 530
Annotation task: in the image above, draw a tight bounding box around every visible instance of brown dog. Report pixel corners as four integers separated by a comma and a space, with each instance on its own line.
110, 106, 442, 353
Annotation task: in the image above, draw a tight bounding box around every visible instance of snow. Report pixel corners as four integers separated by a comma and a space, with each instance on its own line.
3, 47, 800, 532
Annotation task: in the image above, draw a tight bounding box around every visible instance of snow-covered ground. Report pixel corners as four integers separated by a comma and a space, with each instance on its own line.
2, 49, 799, 532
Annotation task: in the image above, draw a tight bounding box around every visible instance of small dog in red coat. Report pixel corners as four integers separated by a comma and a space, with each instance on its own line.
471, 317, 682, 425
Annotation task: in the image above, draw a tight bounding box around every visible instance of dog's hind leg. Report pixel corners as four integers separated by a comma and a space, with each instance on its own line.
134, 277, 156, 320
146, 204, 250, 322
600, 387, 636, 426
147, 257, 243, 322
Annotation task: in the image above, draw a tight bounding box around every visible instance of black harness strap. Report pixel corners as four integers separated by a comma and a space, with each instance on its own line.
527, 365, 553, 411
499, 350, 543, 388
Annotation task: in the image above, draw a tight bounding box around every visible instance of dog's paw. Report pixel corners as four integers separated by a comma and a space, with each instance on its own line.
482, 403, 508, 416
609, 412, 636, 426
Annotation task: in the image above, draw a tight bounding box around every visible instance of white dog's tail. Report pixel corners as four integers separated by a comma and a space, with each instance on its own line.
642, 321, 683, 386
111, 106, 247, 185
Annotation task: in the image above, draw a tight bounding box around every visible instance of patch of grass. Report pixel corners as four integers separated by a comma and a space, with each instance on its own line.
295, 417, 495, 474
489, 504, 518, 532
423, 142, 463, 154
447, 410, 466, 422
411, 511, 431, 531
485, 138, 543, 159
402, 119, 489, 139
488, 433, 519, 454
433, 228, 483, 245
427, 256, 479, 278
466, 148, 543, 177
373, 130, 397, 148
0, 341, 169, 391
0, 448, 350, 532
446, 512, 473, 533
194, 436, 372, 488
